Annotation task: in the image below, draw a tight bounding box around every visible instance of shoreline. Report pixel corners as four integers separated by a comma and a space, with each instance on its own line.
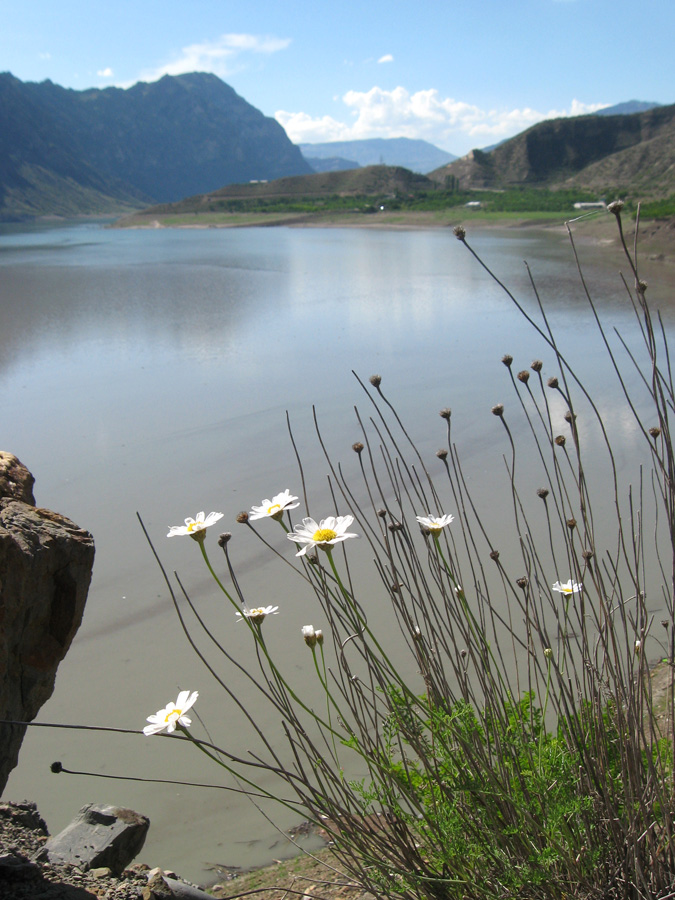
113, 209, 675, 265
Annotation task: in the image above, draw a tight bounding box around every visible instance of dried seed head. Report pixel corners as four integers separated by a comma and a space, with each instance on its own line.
377, 508, 387, 518
543, 648, 553, 659
51, 761, 63, 774
554, 435, 566, 447
564, 410, 576, 424
491, 403, 504, 417
516, 576, 529, 590
517, 370, 530, 383
460, 648, 467, 658
218, 532, 232, 548
236, 511, 249, 524
638, 279, 648, 293
531, 359, 543, 372
502, 354, 513, 368
566, 517, 577, 530
369, 374, 382, 388
388, 521, 403, 533
453, 224, 466, 240
582, 548, 594, 561
661, 620, 670, 629
352, 441, 364, 454
436, 448, 448, 460
439, 407, 452, 420
489, 549, 500, 561
547, 376, 559, 389
649, 427, 661, 439
536, 487, 549, 499
607, 199, 624, 216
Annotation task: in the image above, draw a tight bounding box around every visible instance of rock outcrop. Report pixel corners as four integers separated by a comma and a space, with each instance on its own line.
37, 803, 150, 876
0, 451, 94, 792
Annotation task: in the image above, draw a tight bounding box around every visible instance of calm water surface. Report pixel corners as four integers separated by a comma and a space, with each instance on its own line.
1, 219, 671, 882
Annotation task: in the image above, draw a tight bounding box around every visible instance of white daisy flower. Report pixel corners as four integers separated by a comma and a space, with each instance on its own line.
552, 579, 582, 595
416, 514, 455, 534
167, 511, 224, 541
236, 605, 279, 625
143, 690, 198, 736
287, 516, 359, 556
249, 490, 300, 521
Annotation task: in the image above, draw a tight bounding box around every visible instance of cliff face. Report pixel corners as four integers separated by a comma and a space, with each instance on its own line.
0, 452, 94, 793
430, 104, 675, 194
0, 71, 312, 218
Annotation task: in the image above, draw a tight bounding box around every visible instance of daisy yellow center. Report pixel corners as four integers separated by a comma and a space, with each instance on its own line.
313, 528, 337, 543
428, 524, 442, 534
248, 608, 265, 616
187, 522, 203, 532
267, 503, 281, 514
164, 707, 180, 722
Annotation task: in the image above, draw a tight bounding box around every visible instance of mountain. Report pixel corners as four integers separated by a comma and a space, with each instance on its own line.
300, 138, 456, 174
595, 100, 661, 116
429, 103, 675, 197
0, 72, 312, 219
305, 156, 360, 173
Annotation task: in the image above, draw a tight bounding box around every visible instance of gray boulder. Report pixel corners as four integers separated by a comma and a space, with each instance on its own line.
0, 452, 95, 792
37, 803, 150, 876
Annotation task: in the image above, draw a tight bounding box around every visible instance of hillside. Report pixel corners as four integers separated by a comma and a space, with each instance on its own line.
429, 103, 675, 197
128, 165, 434, 219
300, 138, 456, 174
0, 72, 311, 220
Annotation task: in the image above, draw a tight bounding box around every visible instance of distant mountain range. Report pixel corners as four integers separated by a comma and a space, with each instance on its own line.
0, 71, 311, 220
429, 103, 675, 197
0, 70, 670, 220
300, 137, 456, 174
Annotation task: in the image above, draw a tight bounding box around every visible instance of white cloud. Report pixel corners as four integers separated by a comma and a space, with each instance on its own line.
39, 52, 51, 60
97, 67, 114, 78
276, 86, 609, 153
377, 54, 394, 64
139, 33, 291, 83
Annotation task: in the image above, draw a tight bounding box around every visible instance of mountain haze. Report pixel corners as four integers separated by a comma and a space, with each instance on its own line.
300, 138, 456, 174
0, 72, 311, 219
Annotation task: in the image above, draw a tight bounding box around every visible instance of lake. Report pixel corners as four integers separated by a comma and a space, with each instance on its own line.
1, 218, 671, 883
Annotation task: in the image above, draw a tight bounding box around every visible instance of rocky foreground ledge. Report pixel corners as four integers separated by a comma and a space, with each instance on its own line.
0, 800, 214, 900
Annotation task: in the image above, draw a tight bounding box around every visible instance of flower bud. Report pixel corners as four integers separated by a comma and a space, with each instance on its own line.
236, 511, 249, 524
547, 376, 559, 389
352, 441, 364, 454
517, 370, 530, 383
607, 199, 624, 216
369, 374, 382, 388
531, 360, 543, 372
489, 549, 500, 561
491, 403, 504, 417
302, 625, 317, 647
502, 354, 513, 368
453, 225, 466, 240
439, 407, 452, 420
436, 448, 448, 460
516, 576, 529, 589
218, 532, 232, 548
649, 427, 661, 439
554, 435, 566, 447
543, 648, 553, 659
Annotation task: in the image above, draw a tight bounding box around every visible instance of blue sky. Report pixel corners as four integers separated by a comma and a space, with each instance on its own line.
2, 0, 673, 156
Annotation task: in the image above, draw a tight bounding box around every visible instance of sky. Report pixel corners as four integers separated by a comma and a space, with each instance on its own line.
1, 0, 673, 157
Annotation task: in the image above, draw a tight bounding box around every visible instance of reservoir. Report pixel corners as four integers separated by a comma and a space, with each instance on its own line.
1, 218, 671, 883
